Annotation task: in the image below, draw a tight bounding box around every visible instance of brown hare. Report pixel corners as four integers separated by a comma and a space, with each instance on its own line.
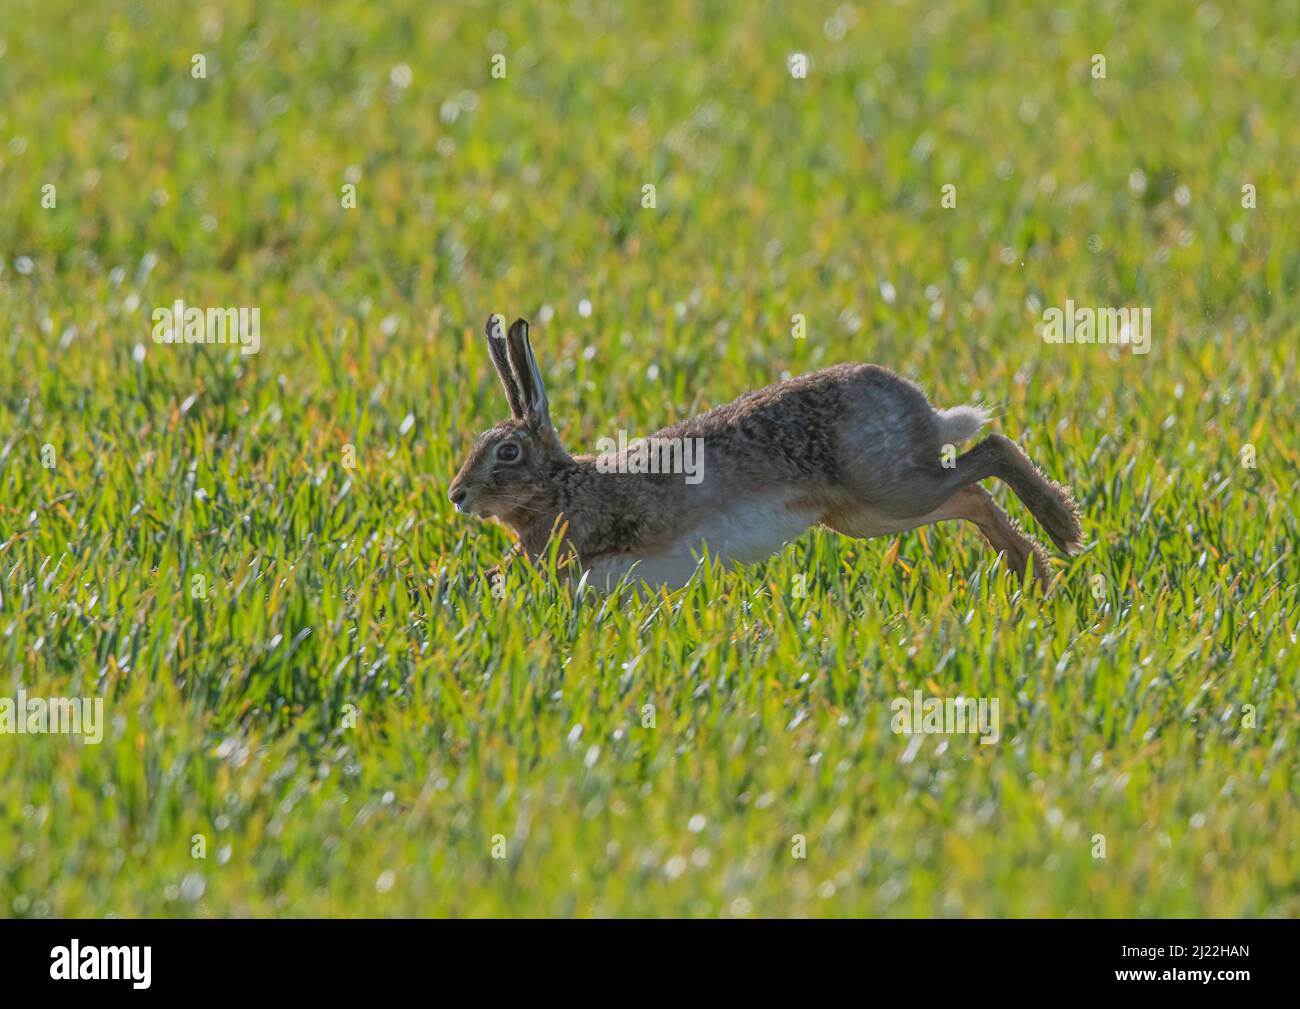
449, 316, 1082, 592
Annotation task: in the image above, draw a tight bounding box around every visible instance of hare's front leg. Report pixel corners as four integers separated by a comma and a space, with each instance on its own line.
481, 543, 523, 596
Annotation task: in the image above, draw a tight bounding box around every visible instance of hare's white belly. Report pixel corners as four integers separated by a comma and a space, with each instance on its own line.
586, 496, 818, 591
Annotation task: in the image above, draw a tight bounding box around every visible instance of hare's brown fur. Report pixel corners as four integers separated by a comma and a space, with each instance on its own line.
450, 317, 1082, 591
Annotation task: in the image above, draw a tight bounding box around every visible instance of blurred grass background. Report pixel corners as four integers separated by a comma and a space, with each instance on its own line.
0, 0, 1296, 916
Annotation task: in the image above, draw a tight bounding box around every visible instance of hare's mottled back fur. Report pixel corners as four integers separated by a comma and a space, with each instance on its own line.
449, 317, 1082, 590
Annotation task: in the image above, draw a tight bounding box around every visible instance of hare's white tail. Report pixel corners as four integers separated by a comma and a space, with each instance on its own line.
936, 404, 989, 443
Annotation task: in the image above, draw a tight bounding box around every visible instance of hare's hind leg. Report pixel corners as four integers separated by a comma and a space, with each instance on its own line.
822, 484, 1051, 585
933, 485, 1052, 586
871, 433, 1081, 556
943, 435, 1082, 554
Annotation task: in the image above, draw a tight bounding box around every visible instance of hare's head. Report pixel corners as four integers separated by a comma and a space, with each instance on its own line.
448, 316, 572, 520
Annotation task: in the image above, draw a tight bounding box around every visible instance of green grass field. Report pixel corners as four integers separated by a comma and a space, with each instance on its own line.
1, 0, 1297, 917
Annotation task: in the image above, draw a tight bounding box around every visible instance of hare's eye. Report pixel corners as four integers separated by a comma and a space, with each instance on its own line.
495, 442, 521, 464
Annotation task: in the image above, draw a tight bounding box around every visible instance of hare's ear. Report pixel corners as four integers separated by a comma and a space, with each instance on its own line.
485, 314, 525, 418
505, 317, 551, 428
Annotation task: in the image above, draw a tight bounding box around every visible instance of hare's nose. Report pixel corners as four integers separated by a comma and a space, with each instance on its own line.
449, 487, 467, 507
